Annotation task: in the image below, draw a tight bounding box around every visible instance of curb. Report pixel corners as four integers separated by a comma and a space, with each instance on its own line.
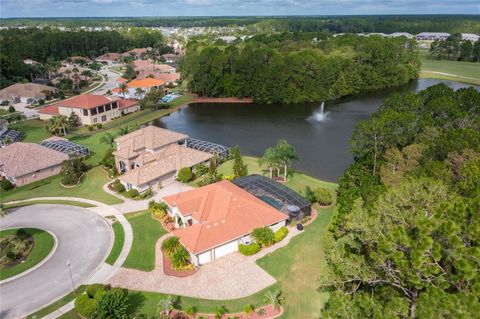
0, 229, 58, 285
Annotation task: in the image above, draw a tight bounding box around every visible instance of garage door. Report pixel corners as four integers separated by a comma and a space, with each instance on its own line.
159, 172, 175, 188
198, 251, 211, 265
214, 240, 238, 259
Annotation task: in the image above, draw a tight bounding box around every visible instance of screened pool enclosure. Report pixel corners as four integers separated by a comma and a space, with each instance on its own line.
185, 138, 230, 159
40, 139, 90, 157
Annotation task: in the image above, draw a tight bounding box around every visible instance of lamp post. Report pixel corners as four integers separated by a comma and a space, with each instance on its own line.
66, 260, 76, 296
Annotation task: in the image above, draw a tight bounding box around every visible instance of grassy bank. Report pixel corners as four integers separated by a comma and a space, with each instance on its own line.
105, 221, 125, 265
0, 166, 122, 205
0, 228, 55, 280
419, 49, 480, 85
122, 211, 167, 271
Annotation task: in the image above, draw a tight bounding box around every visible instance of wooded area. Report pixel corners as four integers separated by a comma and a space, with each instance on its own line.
320, 84, 480, 318
430, 33, 480, 61
181, 33, 420, 103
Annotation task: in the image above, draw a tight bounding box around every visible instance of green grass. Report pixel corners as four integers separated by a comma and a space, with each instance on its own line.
3, 200, 95, 209
123, 211, 167, 271
0, 166, 122, 205
10, 119, 49, 143
419, 49, 480, 85
27, 286, 87, 319
105, 221, 125, 265
0, 228, 55, 280
257, 205, 333, 318
58, 309, 82, 319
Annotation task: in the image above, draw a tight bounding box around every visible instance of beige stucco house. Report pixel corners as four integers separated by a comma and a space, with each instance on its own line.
0, 142, 68, 186
114, 126, 212, 193
0, 83, 57, 105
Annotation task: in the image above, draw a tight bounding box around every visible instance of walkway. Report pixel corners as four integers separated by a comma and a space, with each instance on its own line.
110, 224, 304, 299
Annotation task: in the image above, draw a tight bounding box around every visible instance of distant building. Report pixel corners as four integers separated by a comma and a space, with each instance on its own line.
461, 33, 480, 42
416, 32, 450, 41
0, 142, 69, 186
137, 72, 181, 86
121, 48, 149, 59
217, 36, 237, 43
96, 53, 122, 65
38, 94, 139, 125
162, 53, 179, 64
0, 83, 57, 105
389, 32, 414, 39
132, 59, 176, 74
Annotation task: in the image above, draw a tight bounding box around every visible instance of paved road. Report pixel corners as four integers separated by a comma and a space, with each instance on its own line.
0, 205, 111, 319
92, 65, 122, 96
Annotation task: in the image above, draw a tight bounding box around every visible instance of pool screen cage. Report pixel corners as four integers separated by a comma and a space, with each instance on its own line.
233, 174, 311, 217
0, 129, 23, 147
40, 139, 90, 157
185, 138, 230, 159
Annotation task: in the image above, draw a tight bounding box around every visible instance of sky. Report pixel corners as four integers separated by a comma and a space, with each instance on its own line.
0, 0, 479, 18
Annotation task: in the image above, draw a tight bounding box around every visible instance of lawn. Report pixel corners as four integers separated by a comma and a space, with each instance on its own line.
419, 49, 480, 85
27, 286, 87, 319
10, 119, 49, 143
105, 221, 125, 265
0, 228, 55, 280
123, 211, 167, 271
0, 166, 122, 205
3, 200, 95, 209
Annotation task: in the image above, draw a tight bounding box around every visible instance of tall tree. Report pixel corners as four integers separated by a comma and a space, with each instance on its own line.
231, 145, 248, 178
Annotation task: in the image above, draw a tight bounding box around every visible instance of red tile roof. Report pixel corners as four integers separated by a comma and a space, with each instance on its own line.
117, 99, 138, 109
164, 180, 287, 254
55, 94, 112, 110
38, 104, 59, 115
127, 78, 164, 88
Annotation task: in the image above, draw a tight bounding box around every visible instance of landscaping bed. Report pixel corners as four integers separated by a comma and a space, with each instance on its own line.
162, 251, 197, 278
0, 228, 55, 280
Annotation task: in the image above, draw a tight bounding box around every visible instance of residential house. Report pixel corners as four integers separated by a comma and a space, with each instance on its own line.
0, 83, 57, 104
96, 53, 122, 65
461, 33, 479, 42
416, 32, 450, 41
162, 54, 179, 64
164, 180, 288, 266
136, 72, 181, 86
132, 59, 176, 74
112, 78, 165, 99
122, 48, 149, 59
0, 119, 22, 147
389, 32, 414, 39
38, 94, 139, 125
0, 142, 68, 186
114, 126, 212, 193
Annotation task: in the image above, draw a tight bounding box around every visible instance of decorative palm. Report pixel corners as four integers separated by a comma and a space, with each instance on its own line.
135, 88, 145, 99
99, 132, 115, 147
117, 126, 129, 136
161, 236, 181, 257
157, 295, 174, 316
214, 305, 228, 319
263, 290, 284, 311
48, 115, 70, 137
275, 139, 299, 181
258, 147, 279, 179
119, 83, 128, 98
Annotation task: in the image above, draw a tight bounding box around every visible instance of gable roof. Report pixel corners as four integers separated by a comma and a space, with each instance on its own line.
55, 94, 113, 110
127, 78, 165, 88
38, 104, 59, 115
0, 142, 68, 178
164, 180, 288, 254
0, 83, 57, 100
137, 72, 181, 83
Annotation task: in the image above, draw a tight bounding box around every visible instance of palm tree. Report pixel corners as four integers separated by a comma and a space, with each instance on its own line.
157, 295, 174, 318
64, 69, 72, 80
258, 147, 279, 179
48, 115, 70, 137
99, 132, 115, 147
117, 126, 129, 136
263, 290, 284, 311
275, 139, 299, 181
81, 70, 93, 81
135, 88, 144, 99
214, 305, 228, 319
118, 83, 128, 98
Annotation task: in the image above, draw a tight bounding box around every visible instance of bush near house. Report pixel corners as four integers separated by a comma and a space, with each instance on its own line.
252, 227, 275, 247
0, 179, 14, 191
75, 284, 129, 319
75, 284, 108, 318
238, 242, 261, 256
304, 186, 334, 206
161, 236, 182, 257
274, 226, 289, 243
177, 167, 193, 183
60, 159, 87, 186
112, 179, 125, 193
171, 246, 192, 270
148, 200, 168, 219
125, 189, 140, 198
194, 163, 208, 176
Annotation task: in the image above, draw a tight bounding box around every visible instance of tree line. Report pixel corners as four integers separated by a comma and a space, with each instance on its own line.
181, 33, 420, 103
319, 83, 480, 318
430, 33, 480, 61
0, 28, 166, 89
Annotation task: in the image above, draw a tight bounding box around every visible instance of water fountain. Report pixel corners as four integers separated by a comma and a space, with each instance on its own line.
309, 101, 328, 122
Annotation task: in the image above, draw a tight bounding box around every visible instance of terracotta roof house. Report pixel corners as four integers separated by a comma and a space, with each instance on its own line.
96, 53, 122, 64
164, 180, 288, 265
137, 72, 181, 85
38, 94, 139, 125
114, 126, 212, 193
0, 83, 57, 104
0, 142, 68, 186
112, 78, 165, 99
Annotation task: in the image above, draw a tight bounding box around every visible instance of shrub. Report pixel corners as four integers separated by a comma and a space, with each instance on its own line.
140, 188, 153, 199
96, 123, 103, 129
238, 242, 261, 256
251, 227, 275, 247
149, 200, 168, 219
38, 99, 45, 105
161, 236, 181, 257
315, 188, 333, 206
8, 106, 15, 113
87, 125, 94, 132
304, 186, 317, 204
274, 226, 289, 243
75, 294, 98, 318
60, 159, 87, 186
171, 246, 191, 270
195, 163, 208, 176
125, 189, 140, 198
185, 306, 198, 316
101, 148, 115, 168
177, 167, 192, 183
112, 179, 125, 193
244, 304, 255, 314
95, 289, 129, 319
0, 179, 14, 191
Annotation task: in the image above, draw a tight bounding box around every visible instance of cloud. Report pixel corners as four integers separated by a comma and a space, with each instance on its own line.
0, 0, 478, 17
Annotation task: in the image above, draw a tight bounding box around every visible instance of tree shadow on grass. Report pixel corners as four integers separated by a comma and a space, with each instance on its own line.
127, 292, 146, 315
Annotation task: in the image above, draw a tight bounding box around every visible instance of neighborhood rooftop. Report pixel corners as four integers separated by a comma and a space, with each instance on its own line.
40, 136, 90, 157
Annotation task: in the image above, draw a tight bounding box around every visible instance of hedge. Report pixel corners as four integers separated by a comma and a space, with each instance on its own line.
274, 226, 289, 243
177, 167, 192, 183
239, 242, 261, 256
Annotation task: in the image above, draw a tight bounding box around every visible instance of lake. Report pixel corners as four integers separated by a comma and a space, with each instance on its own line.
153, 79, 479, 182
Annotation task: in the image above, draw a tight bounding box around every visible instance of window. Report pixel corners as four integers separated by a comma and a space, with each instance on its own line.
126, 183, 132, 190
98, 105, 105, 113
83, 109, 88, 116
90, 108, 97, 115
112, 102, 118, 109
101, 115, 107, 122
105, 104, 111, 111
93, 118, 97, 123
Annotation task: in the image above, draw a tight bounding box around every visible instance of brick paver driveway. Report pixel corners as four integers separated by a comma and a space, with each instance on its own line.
110, 226, 302, 299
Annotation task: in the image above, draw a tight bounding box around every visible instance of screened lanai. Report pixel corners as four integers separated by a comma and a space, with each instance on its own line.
40, 138, 90, 157
233, 174, 311, 220
185, 138, 230, 159
0, 129, 22, 147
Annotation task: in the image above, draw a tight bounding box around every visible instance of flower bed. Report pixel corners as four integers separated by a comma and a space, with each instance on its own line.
162, 251, 197, 278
